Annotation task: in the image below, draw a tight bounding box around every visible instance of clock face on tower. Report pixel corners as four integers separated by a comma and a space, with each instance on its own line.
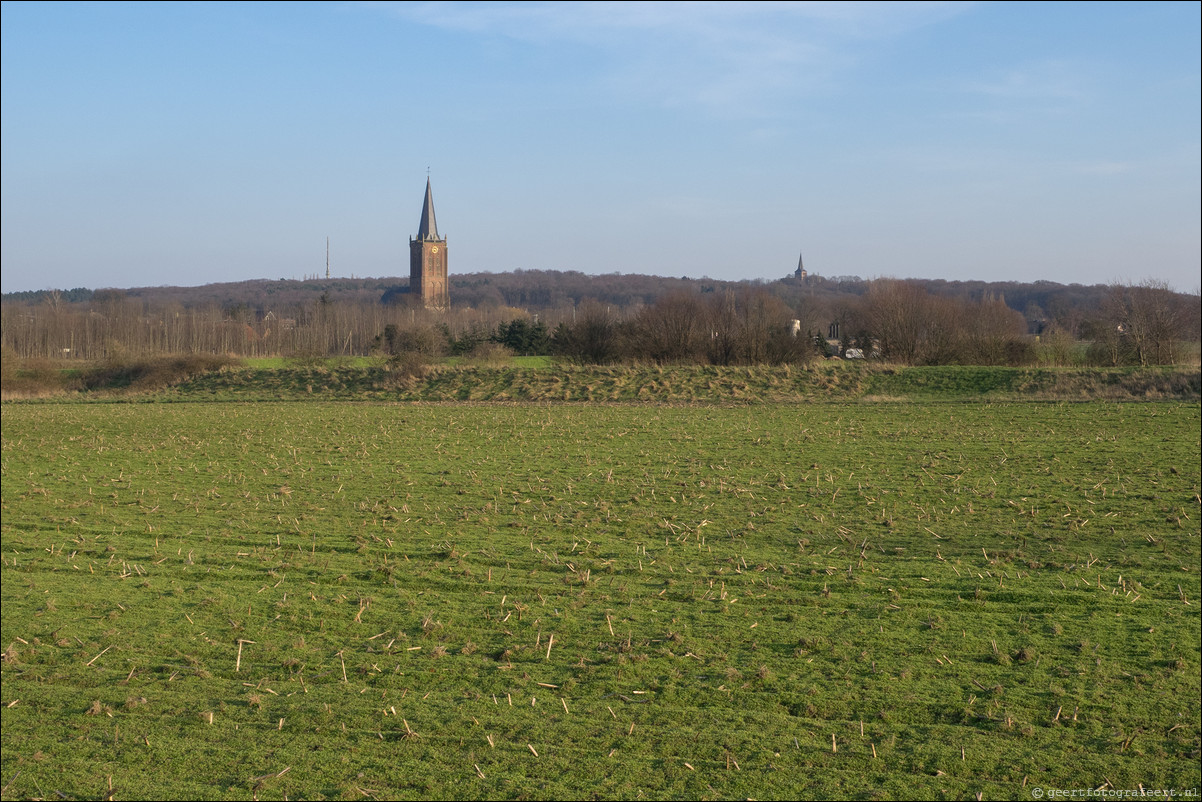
431, 246, 439, 253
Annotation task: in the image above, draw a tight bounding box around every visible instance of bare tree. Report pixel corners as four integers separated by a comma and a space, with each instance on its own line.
1102, 280, 1187, 365
737, 289, 787, 364
921, 294, 968, 364
966, 293, 1029, 365
1127, 280, 1186, 365
1036, 324, 1080, 366
705, 290, 740, 366
551, 302, 621, 364
627, 291, 706, 364
865, 279, 928, 364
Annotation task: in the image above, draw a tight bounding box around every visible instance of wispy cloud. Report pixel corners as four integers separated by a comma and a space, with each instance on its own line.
373, 1, 971, 116
942, 59, 1093, 125
390, 1, 970, 42
960, 59, 1088, 103
1071, 160, 1134, 176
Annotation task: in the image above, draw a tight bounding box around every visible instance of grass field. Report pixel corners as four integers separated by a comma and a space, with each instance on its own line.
1, 400, 1199, 800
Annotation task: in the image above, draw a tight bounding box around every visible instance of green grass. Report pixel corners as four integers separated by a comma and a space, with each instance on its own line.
1, 401, 1199, 799
864, 364, 1201, 400
511, 356, 553, 368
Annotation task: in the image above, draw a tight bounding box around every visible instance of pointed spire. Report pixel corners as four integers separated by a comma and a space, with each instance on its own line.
417, 178, 439, 240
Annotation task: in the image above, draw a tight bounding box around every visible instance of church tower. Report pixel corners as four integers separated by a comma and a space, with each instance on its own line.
409, 178, 448, 310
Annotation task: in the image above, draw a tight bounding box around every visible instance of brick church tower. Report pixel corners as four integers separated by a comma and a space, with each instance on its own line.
409, 178, 448, 310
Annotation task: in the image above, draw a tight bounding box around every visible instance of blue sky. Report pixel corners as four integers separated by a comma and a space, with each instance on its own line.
2, 1, 1199, 293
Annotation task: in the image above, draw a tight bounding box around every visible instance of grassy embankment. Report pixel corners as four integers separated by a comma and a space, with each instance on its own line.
1, 401, 1199, 799
4, 352, 1198, 403
132, 360, 1202, 403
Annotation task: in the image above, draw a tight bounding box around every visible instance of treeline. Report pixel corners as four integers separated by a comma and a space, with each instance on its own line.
374, 289, 820, 366
838, 278, 1197, 367
352, 281, 1197, 368
2, 272, 1198, 366
2, 270, 1167, 331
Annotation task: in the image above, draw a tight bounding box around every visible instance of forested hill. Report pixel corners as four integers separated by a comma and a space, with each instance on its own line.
0, 270, 1160, 326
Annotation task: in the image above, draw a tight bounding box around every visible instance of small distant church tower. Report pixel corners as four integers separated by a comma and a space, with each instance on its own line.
409, 178, 448, 310
794, 252, 808, 280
